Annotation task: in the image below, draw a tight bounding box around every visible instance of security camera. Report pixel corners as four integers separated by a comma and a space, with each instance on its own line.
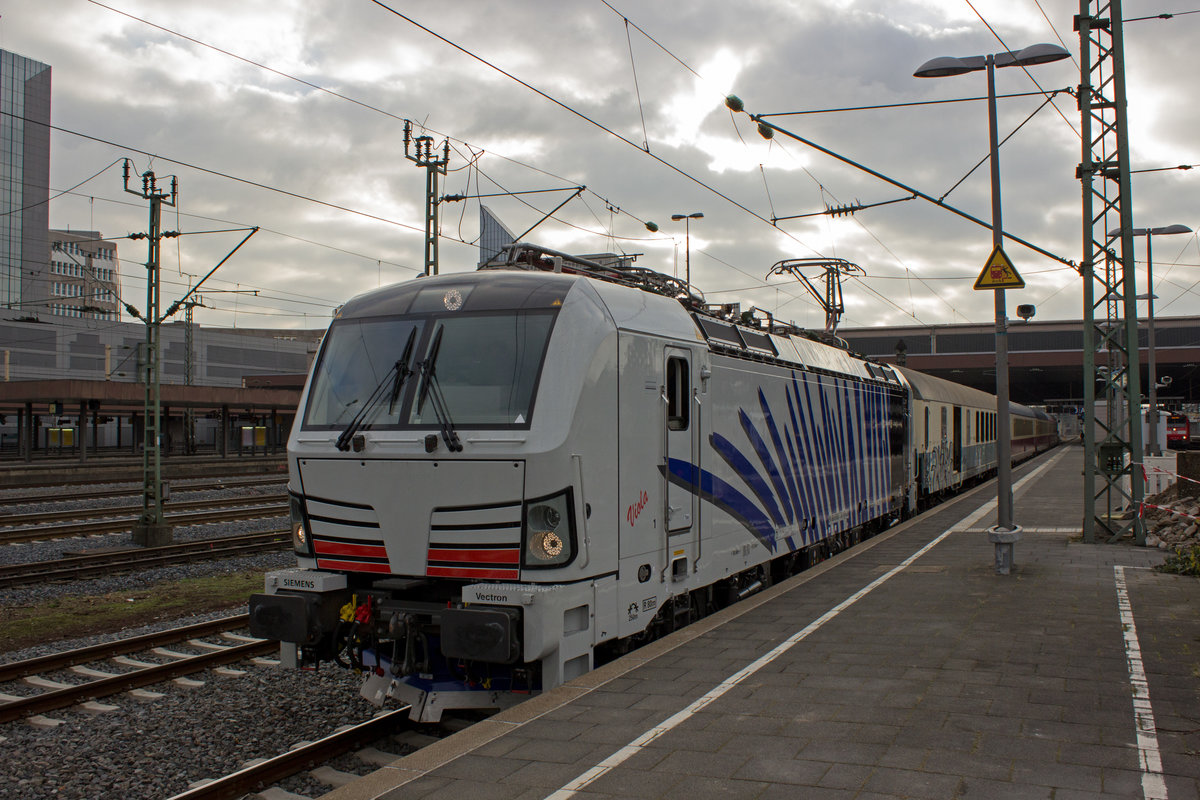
1016, 304, 1036, 321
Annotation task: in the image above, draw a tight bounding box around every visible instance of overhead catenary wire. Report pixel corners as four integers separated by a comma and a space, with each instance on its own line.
78, 0, 1094, 330
0, 158, 124, 217
367, 0, 820, 257
86, 0, 671, 248
961, 0, 1080, 139
84, 0, 952, 329
56, 187, 420, 287
1, 109, 455, 243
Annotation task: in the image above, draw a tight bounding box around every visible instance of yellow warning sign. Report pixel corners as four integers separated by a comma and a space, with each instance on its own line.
973, 245, 1024, 290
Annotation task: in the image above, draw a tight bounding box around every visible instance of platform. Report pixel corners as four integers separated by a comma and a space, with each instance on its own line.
323, 444, 1200, 800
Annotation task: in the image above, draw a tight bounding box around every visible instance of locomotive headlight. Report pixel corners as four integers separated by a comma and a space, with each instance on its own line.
522, 491, 575, 568
290, 493, 315, 557
528, 529, 564, 560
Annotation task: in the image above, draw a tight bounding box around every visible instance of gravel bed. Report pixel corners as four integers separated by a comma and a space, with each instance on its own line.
0, 475, 422, 800
0, 548, 293, 611
0, 653, 383, 800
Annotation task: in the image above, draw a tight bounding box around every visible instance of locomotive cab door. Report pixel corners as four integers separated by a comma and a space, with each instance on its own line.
664, 349, 695, 542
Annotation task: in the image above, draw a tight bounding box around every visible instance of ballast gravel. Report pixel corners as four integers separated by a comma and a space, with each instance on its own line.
0, 645, 385, 800
0, 476, 413, 800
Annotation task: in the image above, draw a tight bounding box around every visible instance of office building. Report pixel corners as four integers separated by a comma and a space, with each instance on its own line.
0, 49, 51, 314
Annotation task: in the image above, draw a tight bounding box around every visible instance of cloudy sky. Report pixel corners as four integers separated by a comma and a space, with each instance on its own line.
3, 0, 1198, 332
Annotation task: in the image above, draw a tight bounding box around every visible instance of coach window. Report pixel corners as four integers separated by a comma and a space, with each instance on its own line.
667, 356, 689, 430
923, 407, 929, 449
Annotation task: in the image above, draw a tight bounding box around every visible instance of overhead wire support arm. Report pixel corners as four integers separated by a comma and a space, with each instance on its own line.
441, 187, 582, 202
771, 195, 916, 223
160, 226, 260, 322
506, 186, 586, 244
748, 116, 1076, 269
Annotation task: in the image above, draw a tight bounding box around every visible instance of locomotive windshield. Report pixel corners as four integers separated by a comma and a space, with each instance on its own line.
303, 309, 556, 431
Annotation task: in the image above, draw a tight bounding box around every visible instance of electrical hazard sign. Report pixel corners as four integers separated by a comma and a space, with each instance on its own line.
973, 245, 1024, 290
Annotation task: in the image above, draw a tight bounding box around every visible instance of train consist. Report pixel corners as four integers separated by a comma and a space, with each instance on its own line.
249, 245, 1057, 721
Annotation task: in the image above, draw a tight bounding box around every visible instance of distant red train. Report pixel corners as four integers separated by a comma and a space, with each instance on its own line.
1166, 413, 1191, 450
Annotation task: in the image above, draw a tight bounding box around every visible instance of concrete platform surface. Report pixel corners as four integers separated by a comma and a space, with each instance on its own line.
321, 445, 1199, 800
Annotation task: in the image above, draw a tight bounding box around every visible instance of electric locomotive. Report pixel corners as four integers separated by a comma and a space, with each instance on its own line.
249, 244, 1052, 721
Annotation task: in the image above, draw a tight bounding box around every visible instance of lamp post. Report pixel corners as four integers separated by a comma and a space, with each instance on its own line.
1111, 224, 1193, 456
914, 43, 1069, 562
670, 212, 703, 298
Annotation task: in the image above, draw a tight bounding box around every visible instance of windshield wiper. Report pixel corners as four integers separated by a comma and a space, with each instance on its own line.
335, 328, 417, 452
415, 326, 463, 452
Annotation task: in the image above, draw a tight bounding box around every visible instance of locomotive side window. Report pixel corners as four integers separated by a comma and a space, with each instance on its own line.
667, 356, 689, 431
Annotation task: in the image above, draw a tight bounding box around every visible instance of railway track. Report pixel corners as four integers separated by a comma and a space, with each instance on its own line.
0, 475, 286, 508
165, 708, 414, 800
0, 455, 287, 490
0, 496, 288, 545
0, 614, 275, 725
0, 530, 290, 589
1, 492, 288, 526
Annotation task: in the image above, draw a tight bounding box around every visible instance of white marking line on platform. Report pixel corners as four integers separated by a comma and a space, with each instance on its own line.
1115, 565, 1169, 800
544, 452, 1064, 799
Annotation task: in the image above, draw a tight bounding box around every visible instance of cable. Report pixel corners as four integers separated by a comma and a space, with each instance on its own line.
3, 109, 461, 245
757, 90, 1066, 118
962, 0, 1081, 139
86, 0, 668, 248
367, 0, 818, 256
0, 158, 123, 217
937, 92, 1064, 203
54, 187, 421, 276
1031, 0, 1081, 72
1125, 9, 1200, 22
622, 16, 651, 151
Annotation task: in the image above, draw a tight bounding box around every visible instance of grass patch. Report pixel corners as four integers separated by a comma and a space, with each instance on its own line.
0, 570, 266, 654
1158, 544, 1200, 577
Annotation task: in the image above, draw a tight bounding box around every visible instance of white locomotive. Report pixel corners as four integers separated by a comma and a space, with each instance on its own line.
249, 245, 1056, 721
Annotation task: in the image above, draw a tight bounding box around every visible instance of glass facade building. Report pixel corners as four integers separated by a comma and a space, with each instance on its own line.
0, 50, 51, 313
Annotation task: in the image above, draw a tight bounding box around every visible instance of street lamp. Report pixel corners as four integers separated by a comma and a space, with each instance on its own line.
670, 212, 703, 298
914, 42, 1069, 568
1111, 224, 1193, 456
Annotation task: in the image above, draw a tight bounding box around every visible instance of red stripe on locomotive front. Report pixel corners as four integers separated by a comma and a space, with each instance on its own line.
314, 540, 389, 559
426, 547, 520, 565
426, 565, 520, 580
316, 558, 392, 573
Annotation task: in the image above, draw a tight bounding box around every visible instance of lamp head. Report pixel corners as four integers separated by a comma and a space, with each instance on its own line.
1009, 43, 1070, 67
913, 55, 985, 78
